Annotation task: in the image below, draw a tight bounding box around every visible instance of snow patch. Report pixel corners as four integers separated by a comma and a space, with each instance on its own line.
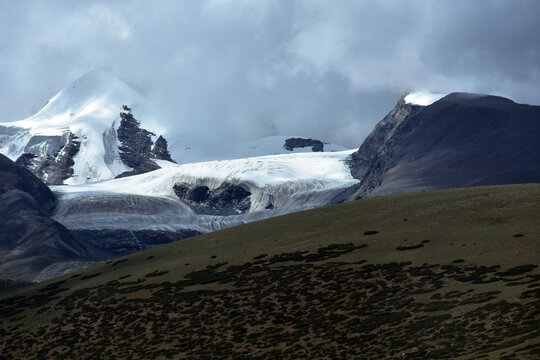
404, 91, 447, 106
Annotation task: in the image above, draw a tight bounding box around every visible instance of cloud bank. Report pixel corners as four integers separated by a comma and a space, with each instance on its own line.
1, 0, 539, 148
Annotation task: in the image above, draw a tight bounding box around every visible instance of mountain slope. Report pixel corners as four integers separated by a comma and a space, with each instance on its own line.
0, 70, 172, 185
348, 95, 425, 180
0, 155, 98, 281
1, 184, 539, 359
349, 92, 540, 198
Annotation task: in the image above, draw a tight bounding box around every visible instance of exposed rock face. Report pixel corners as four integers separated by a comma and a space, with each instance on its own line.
116, 106, 174, 178
151, 135, 174, 162
348, 93, 540, 199
174, 182, 251, 215
13, 132, 81, 185
0, 154, 95, 281
284, 138, 324, 152
49, 133, 81, 183
348, 97, 424, 180
117, 105, 155, 168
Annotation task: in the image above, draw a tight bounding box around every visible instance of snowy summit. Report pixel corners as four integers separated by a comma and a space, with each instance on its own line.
0, 70, 171, 185
404, 91, 447, 106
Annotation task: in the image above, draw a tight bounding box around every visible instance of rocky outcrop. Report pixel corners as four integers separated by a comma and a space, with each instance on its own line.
43, 133, 81, 184
13, 132, 81, 185
116, 106, 174, 178
174, 182, 251, 215
284, 138, 324, 152
117, 105, 155, 168
151, 135, 174, 162
348, 93, 540, 199
0, 154, 95, 281
348, 97, 424, 180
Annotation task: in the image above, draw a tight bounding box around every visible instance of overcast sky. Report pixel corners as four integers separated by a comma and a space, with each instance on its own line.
1, 0, 539, 148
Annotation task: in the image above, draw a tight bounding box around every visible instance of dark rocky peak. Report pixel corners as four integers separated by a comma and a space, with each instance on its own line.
151, 135, 174, 162
347, 92, 540, 199
117, 107, 155, 168
116, 106, 175, 178
284, 138, 324, 152
349, 95, 425, 180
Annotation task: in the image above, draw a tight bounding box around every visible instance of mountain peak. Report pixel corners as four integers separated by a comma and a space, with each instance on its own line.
3, 69, 144, 135
38, 69, 142, 120
0, 71, 173, 185
349, 92, 540, 198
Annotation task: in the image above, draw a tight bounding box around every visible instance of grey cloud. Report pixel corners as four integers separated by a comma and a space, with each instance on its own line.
1, 0, 539, 149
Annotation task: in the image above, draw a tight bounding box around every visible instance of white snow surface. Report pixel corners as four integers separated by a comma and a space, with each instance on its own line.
404, 91, 447, 106
51, 150, 358, 232
1, 69, 147, 184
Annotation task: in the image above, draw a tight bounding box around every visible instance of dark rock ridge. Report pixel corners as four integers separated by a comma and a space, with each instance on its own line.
151, 135, 173, 162
174, 182, 251, 215
0, 154, 94, 281
14, 132, 81, 185
117, 105, 155, 168
348, 96, 424, 180
284, 138, 324, 152
71, 229, 201, 256
116, 105, 174, 178
349, 93, 540, 199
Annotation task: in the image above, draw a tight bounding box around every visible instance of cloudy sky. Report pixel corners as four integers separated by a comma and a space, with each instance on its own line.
1, 0, 539, 148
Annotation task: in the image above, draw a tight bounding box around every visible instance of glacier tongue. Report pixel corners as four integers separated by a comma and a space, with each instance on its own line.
51, 150, 359, 233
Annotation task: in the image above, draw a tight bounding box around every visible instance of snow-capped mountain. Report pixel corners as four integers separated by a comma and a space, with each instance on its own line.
0, 69, 350, 184
0, 69, 172, 185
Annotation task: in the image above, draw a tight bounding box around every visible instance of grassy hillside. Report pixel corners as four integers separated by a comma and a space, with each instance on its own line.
1, 184, 539, 359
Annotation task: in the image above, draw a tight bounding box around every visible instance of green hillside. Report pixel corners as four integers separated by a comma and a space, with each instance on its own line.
1, 184, 539, 359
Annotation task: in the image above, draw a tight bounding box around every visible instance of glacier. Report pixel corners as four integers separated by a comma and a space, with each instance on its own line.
51, 150, 359, 233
